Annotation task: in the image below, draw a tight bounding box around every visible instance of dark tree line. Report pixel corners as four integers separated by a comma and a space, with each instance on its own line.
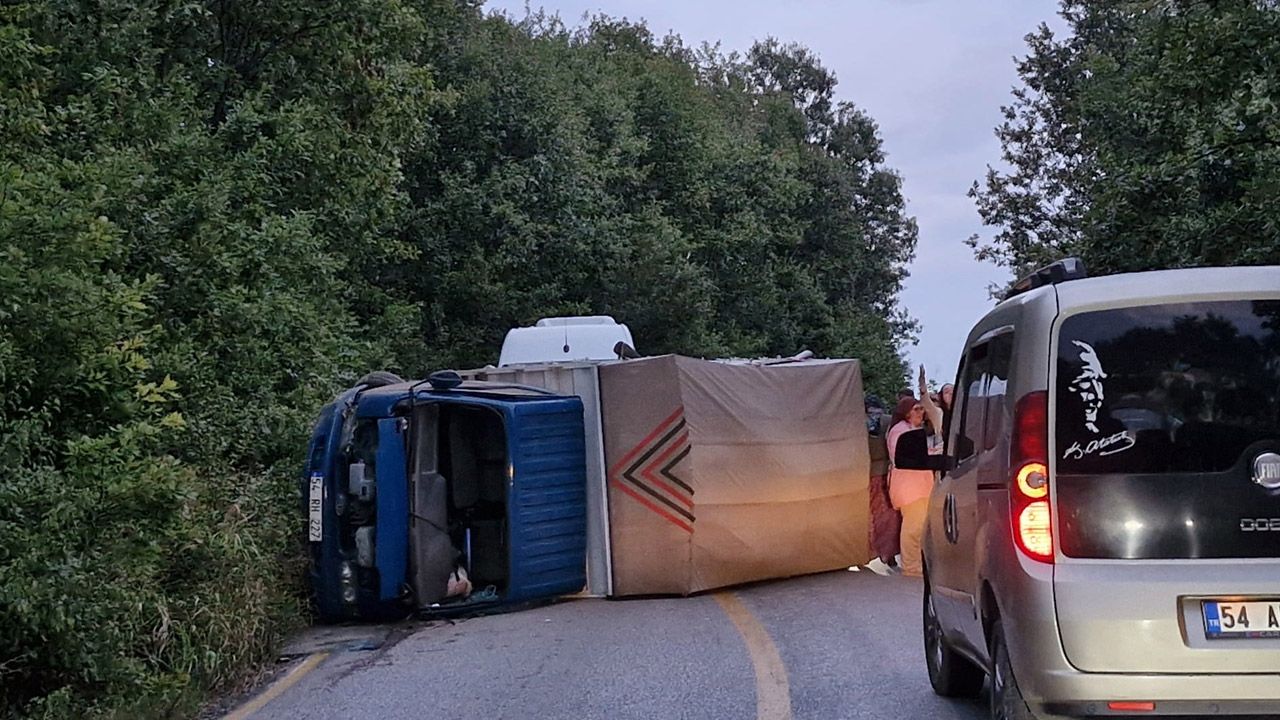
0, 1, 917, 715
397, 15, 918, 381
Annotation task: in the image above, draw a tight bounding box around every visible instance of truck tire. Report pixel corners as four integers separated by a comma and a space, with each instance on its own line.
356, 371, 403, 389
924, 580, 985, 698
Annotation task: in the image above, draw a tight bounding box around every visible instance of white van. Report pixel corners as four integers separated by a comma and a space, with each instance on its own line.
498, 316, 636, 366
895, 259, 1280, 720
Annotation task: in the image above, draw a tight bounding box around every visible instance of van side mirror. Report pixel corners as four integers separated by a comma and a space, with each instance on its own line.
894, 428, 955, 472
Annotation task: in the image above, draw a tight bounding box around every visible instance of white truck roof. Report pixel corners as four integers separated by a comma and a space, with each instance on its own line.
498, 316, 636, 366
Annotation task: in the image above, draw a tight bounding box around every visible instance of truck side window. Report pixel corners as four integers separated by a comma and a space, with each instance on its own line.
952, 342, 990, 463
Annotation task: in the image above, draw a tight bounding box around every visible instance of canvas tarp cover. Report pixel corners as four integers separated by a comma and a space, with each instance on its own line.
600, 355, 870, 596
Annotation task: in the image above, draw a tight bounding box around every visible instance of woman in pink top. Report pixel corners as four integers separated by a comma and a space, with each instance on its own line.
887, 397, 934, 577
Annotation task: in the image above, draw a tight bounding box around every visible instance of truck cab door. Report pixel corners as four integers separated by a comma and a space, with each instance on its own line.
408, 404, 454, 606
375, 417, 409, 600
502, 398, 588, 602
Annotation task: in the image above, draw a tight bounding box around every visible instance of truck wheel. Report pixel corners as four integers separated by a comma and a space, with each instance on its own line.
356, 371, 403, 388
924, 580, 984, 698
990, 619, 1038, 720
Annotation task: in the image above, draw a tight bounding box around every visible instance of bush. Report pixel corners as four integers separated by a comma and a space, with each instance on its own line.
1, 0, 434, 715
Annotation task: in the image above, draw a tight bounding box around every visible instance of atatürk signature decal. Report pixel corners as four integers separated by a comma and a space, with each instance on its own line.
1062, 429, 1136, 461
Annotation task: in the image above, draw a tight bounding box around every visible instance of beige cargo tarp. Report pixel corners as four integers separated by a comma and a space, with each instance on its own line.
600, 355, 870, 596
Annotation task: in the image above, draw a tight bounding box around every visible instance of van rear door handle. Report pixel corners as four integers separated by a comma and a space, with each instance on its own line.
943, 494, 958, 544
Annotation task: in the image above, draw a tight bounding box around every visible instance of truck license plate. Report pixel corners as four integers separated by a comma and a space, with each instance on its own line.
1202, 599, 1280, 639
308, 474, 324, 542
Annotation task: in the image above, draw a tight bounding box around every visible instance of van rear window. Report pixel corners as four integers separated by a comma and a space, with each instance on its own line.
1055, 300, 1280, 474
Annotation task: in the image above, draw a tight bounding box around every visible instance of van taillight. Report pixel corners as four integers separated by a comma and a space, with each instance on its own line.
1011, 391, 1052, 563
1017, 501, 1052, 558
1011, 390, 1047, 469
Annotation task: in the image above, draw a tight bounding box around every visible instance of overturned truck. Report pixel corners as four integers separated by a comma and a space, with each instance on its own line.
306, 357, 871, 620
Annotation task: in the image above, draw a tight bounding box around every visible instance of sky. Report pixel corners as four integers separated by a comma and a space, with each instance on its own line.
487, 0, 1065, 385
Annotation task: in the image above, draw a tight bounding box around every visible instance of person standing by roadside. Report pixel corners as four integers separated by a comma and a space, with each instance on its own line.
886, 396, 933, 577
864, 395, 900, 575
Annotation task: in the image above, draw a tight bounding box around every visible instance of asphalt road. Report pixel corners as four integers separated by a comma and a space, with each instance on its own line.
238, 570, 988, 720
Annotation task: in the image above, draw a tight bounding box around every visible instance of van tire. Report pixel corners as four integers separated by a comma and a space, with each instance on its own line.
924, 580, 984, 698
989, 619, 1037, 720
356, 371, 403, 389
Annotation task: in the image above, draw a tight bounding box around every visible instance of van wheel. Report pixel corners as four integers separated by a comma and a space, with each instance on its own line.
356, 371, 403, 388
924, 580, 984, 697
989, 619, 1037, 720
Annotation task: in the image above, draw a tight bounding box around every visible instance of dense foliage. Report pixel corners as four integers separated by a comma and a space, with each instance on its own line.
0, 1, 916, 716
396, 15, 919, 381
970, 0, 1280, 278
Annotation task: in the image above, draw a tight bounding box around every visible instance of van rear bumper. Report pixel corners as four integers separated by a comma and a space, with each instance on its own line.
1032, 668, 1280, 716
1043, 699, 1279, 717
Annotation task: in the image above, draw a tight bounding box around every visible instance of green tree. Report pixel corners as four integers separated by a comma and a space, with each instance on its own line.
1, 0, 440, 715
394, 15, 918, 394
970, 0, 1280, 278
720, 39, 918, 388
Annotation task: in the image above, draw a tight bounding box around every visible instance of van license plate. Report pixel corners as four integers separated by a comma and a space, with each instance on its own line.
308, 474, 324, 542
1202, 600, 1280, 639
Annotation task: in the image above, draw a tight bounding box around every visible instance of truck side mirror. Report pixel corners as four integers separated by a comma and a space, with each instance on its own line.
893, 428, 956, 472
613, 341, 641, 360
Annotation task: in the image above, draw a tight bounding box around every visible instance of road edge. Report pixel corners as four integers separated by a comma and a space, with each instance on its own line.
221, 652, 330, 720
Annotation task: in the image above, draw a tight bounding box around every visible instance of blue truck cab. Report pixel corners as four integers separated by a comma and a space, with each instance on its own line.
303, 375, 588, 620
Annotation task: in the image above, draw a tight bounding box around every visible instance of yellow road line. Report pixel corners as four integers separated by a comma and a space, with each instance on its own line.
223, 652, 330, 720
714, 592, 793, 720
